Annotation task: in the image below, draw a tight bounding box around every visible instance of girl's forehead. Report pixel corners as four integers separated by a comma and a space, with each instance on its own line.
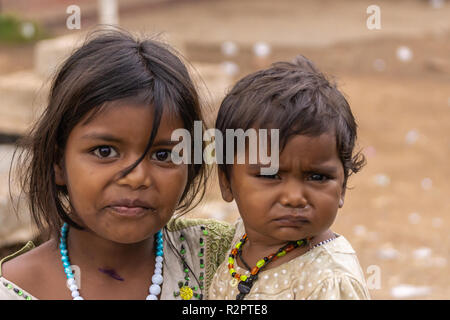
73, 102, 184, 141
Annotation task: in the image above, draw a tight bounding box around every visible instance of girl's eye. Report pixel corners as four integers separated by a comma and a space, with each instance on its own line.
151, 150, 172, 163
93, 146, 118, 159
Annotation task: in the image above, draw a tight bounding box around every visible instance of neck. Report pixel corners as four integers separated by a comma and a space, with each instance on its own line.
65, 227, 156, 277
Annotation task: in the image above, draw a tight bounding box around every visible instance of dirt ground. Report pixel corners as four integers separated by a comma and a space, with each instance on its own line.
0, 0, 449, 299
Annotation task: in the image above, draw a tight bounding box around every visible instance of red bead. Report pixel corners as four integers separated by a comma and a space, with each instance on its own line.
251, 267, 259, 275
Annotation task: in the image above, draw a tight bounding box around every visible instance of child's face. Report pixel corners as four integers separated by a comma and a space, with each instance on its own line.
219, 133, 345, 244
54, 102, 187, 244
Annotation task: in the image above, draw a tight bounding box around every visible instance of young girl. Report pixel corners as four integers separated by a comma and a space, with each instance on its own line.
209, 55, 370, 300
0, 28, 234, 300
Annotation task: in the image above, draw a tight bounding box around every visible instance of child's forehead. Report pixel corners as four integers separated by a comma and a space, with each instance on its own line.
279, 133, 339, 162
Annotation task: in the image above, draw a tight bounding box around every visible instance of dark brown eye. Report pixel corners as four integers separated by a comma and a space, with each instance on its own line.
151, 150, 172, 162
93, 146, 118, 158
309, 174, 328, 182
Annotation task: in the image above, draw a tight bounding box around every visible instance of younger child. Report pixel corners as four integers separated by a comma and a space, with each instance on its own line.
0, 28, 234, 300
209, 55, 370, 300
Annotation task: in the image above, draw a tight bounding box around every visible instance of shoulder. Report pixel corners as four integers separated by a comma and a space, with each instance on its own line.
303, 272, 371, 300
1, 240, 59, 299
167, 217, 235, 235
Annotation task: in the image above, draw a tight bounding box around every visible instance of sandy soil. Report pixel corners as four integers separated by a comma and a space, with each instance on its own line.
0, 0, 449, 299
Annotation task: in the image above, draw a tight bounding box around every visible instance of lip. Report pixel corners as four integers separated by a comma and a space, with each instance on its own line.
106, 198, 154, 218
274, 215, 310, 227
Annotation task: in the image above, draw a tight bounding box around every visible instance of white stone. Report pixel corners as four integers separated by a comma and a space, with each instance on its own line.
412, 247, 432, 260
377, 247, 399, 260
253, 42, 271, 57
221, 61, 239, 76
396, 46, 413, 62
221, 41, 239, 57
146, 294, 158, 300
155, 256, 163, 263
405, 130, 419, 145
374, 174, 390, 187
421, 178, 433, 190
390, 284, 432, 299
408, 212, 421, 225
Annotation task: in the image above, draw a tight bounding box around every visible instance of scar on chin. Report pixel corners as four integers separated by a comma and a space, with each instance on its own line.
98, 268, 125, 281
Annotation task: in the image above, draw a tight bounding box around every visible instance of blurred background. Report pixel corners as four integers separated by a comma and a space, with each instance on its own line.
0, 0, 449, 299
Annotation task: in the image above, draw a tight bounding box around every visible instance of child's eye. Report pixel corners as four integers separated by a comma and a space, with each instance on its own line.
151, 150, 172, 163
256, 173, 281, 180
92, 146, 119, 159
308, 173, 329, 182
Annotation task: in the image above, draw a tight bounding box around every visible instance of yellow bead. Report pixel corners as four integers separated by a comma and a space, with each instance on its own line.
240, 275, 248, 281
179, 286, 193, 300
228, 257, 235, 264
229, 268, 236, 275
235, 242, 242, 249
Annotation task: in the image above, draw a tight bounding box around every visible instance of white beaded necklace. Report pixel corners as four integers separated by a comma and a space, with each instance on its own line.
59, 223, 164, 300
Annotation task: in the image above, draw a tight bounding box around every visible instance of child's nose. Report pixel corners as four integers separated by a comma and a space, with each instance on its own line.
279, 178, 308, 208
116, 159, 152, 190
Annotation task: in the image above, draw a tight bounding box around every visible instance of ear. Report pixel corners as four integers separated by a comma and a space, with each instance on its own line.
339, 189, 346, 208
54, 158, 66, 186
218, 169, 234, 202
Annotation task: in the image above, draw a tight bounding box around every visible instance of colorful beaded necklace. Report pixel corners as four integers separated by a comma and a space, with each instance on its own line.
228, 233, 308, 300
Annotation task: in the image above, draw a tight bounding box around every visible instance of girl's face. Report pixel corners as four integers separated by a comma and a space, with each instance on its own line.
219, 133, 345, 245
55, 102, 188, 244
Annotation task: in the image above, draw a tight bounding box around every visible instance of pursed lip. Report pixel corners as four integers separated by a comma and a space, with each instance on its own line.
273, 214, 310, 226
106, 198, 155, 217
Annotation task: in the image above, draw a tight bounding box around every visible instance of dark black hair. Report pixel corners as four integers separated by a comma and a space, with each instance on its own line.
215, 54, 366, 190
13, 27, 208, 239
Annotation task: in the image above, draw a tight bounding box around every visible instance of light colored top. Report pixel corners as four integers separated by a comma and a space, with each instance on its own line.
209, 219, 370, 300
0, 218, 235, 300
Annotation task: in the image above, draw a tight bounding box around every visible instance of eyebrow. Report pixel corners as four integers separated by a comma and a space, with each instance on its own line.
81, 133, 123, 143
81, 133, 179, 147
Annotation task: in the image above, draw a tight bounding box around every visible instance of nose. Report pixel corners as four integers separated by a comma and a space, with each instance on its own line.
279, 177, 308, 208
116, 158, 152, 190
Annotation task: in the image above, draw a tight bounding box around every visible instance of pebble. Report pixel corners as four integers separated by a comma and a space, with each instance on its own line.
253, 42, 271, 57
377, 246, 399, 260
221, 61, 239, 76
405, 130, 419, 145
373, 58, 386, 72
390, 284, 432, 299
408, 212, 421, 225
412, 247, 432, 260
221, 41, 238, 57
374, 174, 390, 187
396, 46, 413, 62
431, 217, 442, 228
421, 178, 433, 190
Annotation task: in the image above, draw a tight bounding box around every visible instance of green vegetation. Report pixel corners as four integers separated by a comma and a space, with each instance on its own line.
0, 14, 48, 44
